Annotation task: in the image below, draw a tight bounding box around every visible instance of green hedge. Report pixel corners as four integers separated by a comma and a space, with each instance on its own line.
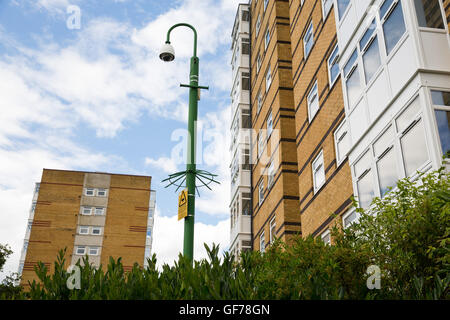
2, 167, 449, 300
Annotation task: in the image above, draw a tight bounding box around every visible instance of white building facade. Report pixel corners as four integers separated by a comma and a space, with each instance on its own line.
229, 3, 253, 258
333, 0, 450, 225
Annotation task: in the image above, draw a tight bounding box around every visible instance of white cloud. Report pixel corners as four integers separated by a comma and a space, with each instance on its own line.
152, 207, 229, 267
0, 0, 240, 280
145, 156, 178, 174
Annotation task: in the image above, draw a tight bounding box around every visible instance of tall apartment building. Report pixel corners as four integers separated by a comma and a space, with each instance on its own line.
230, 0, 449, 255
334, 0, 450, 226
230, 4, 253, 257
18, 169, 155, 287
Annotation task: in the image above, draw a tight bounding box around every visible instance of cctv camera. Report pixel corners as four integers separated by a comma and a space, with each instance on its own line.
159, 43, 175, 62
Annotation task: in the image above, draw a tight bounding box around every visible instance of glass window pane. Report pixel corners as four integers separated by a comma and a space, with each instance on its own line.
328, 45, 340, 84
401, 119, 429, 176
383, 1, 406, 55
377, 148, 398, 197
357, 170, 375, 208
373, 126, 394, 157
431, 90, 450, 106
346, 66, 361, 106
344, 210, 357, 228
362, 37, 381, 83
337, 0, 350, 20
380, 0, 394, 18
344, 50, 358, 77
414, 0, 444, 29
434, 110, 450, 155
396, 97, 421, 133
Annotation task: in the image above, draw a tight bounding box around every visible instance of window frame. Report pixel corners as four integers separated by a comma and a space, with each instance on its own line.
260, 231, 266, 253
322, 0, 333, 19
267, 111, 273, 138
268, 161, 275, 189
307, 81, 320, 122
303, 22, 314, 59
79, 226, 89, 235
81, 206, 92, 216
320, 229, 331, 245
85, 188, 95, 196
359, 19, 381, 85
269, 217, 276, 244
88, 247, 100, 256
96, 188, 107, 197
430, 90, 450, 157
258, 180, 265, 206
327, 44, 340, 87
91, 227, 102, 235
342, 208, 359, 229
257, 131, 265, 159
76, 246, 86, 255
265, 65, 272, 92
334, 119, 350, 166
264, 27, 270, 51
380, 0, 407, 56
343, 49, 362, 110
312, 150, 326, 193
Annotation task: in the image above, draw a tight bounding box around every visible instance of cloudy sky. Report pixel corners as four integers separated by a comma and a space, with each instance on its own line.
0, 0, 242, 280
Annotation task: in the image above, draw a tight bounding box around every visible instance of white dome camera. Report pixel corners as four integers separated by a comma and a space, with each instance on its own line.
159, 43, 175, 62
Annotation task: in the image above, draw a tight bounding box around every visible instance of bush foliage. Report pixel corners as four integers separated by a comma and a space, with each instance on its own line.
2, 168, 449, 300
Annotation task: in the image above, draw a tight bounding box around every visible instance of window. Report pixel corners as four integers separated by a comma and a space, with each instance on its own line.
89, 247, 100, 256
322, 0, 333, 18
79, 226, 89, 235
92, 227, 102, 235
97, 188, 107, 197
34, 183, 40, 193
343, 208, 358, 229
85, 188, 95, 196
374, 126, 398, 197
23, 240, 28, 252
260, 231, 266, 253
307, 81, 319, 122
76, 246, 86, 255
258, 131, 265, 159
265, 28, 270, 50
242, 38, 250, 55
147, 230, 151, 238
257, 91, 263, 114
242, 73, 250, 90
267, 111, 273, 137
396, 97, 429, 176
344, 50, 361, 108
257, 54, 262, 73
337, 0, 350, 20
312, 151, 326, 192
265, 66, 272, 92
431, 90, 450, 155
360, 19, 381, 84
242, 10, 250, 22
269, 217, 276, 244
258, 180, 265, 206
31, 202, 36, 213
264, 0, 269, 11
27, 220, 32, 232
380, 0, 406, 56
321, 230, 331, 245
303, 22, 314, 58
256, 15, 261, 36
81, 206, 92, 215
414, 0, 445, 29
94, 207, 105, 215
327, 45, 340, 86
355, 151, 375, 209
268, 161, 275, 189
334, 120, 351, 165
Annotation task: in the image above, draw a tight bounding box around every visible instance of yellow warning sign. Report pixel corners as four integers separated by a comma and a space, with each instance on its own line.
178, 188, 188, 221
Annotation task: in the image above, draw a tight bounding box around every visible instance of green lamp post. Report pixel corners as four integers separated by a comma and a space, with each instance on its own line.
160, 23, 219, 262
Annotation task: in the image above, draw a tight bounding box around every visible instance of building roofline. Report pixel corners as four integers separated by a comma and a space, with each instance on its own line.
42, 168, 152, 179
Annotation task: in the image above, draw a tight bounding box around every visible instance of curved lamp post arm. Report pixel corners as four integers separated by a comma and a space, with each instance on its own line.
165, 23, 198, 58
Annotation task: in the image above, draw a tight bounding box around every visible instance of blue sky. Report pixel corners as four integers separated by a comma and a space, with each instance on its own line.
0, 0, 242, 279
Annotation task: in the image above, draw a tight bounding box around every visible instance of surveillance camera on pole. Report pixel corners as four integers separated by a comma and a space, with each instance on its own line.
159, 42, 175, 62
